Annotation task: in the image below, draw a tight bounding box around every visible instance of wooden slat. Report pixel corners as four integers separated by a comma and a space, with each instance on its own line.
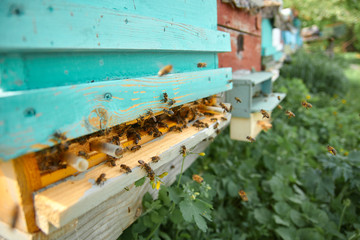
0, 52, 218, 91
251, 92, 286, 112
0, 68, 232, 161
218, 27, 262, 72
34, 113, 231, 230
217, 0, 261, 36
0, 0, 228, 52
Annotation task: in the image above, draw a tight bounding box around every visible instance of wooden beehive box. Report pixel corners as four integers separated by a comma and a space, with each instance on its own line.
226, 70, 285, 141
0, 1, 232, 239
217, 0, 262, 72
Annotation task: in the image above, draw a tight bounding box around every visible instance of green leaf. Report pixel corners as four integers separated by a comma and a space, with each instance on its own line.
194, 214, 207, 232
254, 208, 272, 224
227, 180, 238, 197
273, 215, 290, 227
276, 227, 297, 240
296, 228, 324, 240
169, 208, 183, 224
290, 209, 306, 227
135, 177, 146, 187
168, 187, 183, 204
179, 199, 212, 232
274, 201, 291, 216
150, 211, 162, 224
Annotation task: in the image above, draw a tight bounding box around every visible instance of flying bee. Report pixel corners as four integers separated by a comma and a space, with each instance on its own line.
158, 65, 173, 76
138, 160, 155, 181
10, 205, 19, 229
238, 190, 248, 201
285, 110, 295, 119
213, 122, 219, 129
246, 136, 255, 143
163, 108, 174, 116
197, 62, 207, 68
235, 97, 242, 103
131, 145, 141, 152
151, 156, 160, 163
219, 102, 230, 112
277, 104, 283, 110
180, 145, 187, 157
168, 98, 176, 106
277, 96, 281, 101
53, 131, 67, 141
162, 92, 169, 103
260, 109, 270, 119
210, 118, 218, 122
147, 109, 157, 122
78, 151, 89, 159
120, 164, 132, 174
192, 174, 204, 183
95, 173, 107, 186
301, 100, 312, 109
327, 145, 337, 155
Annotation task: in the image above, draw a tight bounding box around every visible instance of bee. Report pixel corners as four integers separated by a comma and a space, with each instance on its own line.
170, 165, 175, 169
124, 187, 130, 191
228, 80, 233, 83
109, 136, 120, 145
158, 65, 173, 76
213, 122, 219, 129
277, 104, 283, 110
246, 136, 255, 143
219, 102, 230, 112
137, 115, 145, 127
151, 156, 160, 163
238, 190, 248, 201
221, 117, 228, 121
53, 131, 67, 141
107, 156, 117, 167
162, 92, 169, 103
95, 173, 107, 186
301, 100, 312, 109
131, 145, 141, 152
120, 164, 132, 174
180, 145, 187, 157
10, 205, 19, 229
153, 131, 163, 138
277, 96, 281, 101
210, 118, 218, 122
285, 110, 296, 119
168, 126, 177, 132
128, 207, 131, 213
235, 97, 242, 103
163, 108, 174, 116
78, 151, 89, 159
168, 98, 176, 106
192, 174, 204, 183
260, 109, 270, 119
327, 145, 337, 155
204, 112, 214, 116
147, 109, 157, 122
197, 62, 207, 68
157, 121, 168, 128
204, 123, 209, 128
176, 126, 183, 132
77, 136, 88, 145
216, 129, 220, 134
138, 160, 155, 181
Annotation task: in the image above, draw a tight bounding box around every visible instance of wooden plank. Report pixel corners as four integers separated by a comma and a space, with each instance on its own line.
32, 140, 210, 239
0, 220, 33, 240
218, 27, 261, 71
0, 68, 232, 161
230, 112, 270, 141
217, 0, 261, 36
0, 0, 228, 52
0, 52, 218, 91
34, 113, 231, 230
251, 92, 286, 112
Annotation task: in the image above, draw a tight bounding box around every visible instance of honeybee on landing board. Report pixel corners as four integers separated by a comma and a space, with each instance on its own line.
162, 92, 169, 103
277, 96, 281, 100
120, 164, 132, 174
138, 160, 155, 181
151, 156, 160, 163
158, 65, 173, 76
96, 173, 107, 186
235, 97, 242, 103
197, 62, 207, 68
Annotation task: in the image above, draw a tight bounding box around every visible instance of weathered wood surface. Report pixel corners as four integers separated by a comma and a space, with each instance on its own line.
34, 113, 230, 232
0, 52, 219, 91
0, 0, 228, 52
217, 0, 261, 36
218, 27, 261, 71
0, 68, 232, 161
230, 112, 270, 141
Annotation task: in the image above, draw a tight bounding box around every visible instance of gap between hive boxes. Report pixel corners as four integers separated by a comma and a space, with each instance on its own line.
34, 111, 231, 234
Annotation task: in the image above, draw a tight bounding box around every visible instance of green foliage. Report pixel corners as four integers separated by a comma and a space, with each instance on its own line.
121, 70, 360, 239
280, 50, 349, 96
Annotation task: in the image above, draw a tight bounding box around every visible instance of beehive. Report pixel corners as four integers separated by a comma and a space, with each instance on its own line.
0, 1, 232, 239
